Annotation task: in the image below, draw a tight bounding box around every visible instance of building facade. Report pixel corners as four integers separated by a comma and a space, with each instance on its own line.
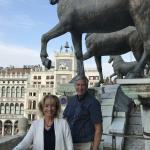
0, 68, 30, 136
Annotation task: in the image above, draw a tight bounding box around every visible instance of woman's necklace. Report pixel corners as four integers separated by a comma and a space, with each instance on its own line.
44, 119, 53, 128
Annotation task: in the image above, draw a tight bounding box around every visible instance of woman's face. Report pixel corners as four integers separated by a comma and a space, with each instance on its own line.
43, 98, 56, 118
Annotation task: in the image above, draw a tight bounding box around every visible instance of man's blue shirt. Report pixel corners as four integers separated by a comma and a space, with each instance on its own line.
63, 92, 102, 143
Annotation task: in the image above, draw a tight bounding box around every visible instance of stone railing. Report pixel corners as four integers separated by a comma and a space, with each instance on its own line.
0, 135, 24, 150
0, 117, 31, 150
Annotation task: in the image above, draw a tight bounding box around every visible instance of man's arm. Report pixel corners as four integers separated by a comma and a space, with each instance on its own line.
92, 123, 103, 150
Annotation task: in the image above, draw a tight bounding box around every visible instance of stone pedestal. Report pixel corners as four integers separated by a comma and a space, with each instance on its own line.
117, 79, 150, 150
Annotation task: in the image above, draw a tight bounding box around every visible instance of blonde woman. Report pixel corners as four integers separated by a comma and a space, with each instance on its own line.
13, 95, 73, 150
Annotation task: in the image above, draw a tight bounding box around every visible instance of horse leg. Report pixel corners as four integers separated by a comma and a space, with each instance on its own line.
128, 3, 150, 78
110, 73, 116, 80
71, 32, 84, 79
127, 48, 147, 78
94, 56, 104, 87
41, 23, 68, 69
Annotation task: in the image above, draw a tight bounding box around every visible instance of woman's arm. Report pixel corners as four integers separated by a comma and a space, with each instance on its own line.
13, 121, 35, 150
63, 119, 74, 150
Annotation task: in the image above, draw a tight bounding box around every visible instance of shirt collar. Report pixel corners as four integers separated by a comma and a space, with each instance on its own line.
76, 91, 88, 101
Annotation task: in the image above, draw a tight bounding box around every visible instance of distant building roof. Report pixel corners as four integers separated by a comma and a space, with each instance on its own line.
0, 68, 31, 74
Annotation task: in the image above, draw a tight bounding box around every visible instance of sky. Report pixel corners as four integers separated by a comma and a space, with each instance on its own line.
0, 0, 134, 78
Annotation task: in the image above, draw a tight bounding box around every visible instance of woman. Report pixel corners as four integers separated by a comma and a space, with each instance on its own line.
13, 95, 74, 150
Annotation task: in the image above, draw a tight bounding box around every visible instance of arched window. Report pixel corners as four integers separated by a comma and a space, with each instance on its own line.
15, 104, 19, 115
0, 120, 2, 135
10, 103, 15, 114
1, 103, 5, 114
16, 87, 20, 98
4, 120, 12, 135
32, 114, 36, 120
11, 87, 15, 98
6, 87, 10, 97
28, 101, 32, 109
21, 87, 25, 97
5, 103, 10, 114
28, 114, 31, 121
20, 103, 24, 115
33, 101, 36, 109
2, 86, 5, 97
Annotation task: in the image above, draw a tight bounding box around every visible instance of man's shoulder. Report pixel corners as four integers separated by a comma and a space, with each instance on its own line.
84, 93, 101, 105
85, 93, 97, 101
68, 95, 77, 103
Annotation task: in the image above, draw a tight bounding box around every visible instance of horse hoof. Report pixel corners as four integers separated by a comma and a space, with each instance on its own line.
69, 75, 79, 83
42, 58, 51, 69
125, 72, 143, 79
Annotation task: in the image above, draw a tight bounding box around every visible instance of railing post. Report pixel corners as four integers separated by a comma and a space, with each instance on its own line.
112, 134, 116, 150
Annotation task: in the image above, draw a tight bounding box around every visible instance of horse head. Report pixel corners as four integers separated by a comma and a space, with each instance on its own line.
50, 0, 59, 5
85, 33, 93, 40
108, 56, 114, 63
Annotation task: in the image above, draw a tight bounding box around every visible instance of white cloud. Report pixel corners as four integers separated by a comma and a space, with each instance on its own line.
0, 14, 36, 29
0, 42, 42, 67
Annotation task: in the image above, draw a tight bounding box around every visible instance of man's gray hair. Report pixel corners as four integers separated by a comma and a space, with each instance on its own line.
75, 75, 89, 83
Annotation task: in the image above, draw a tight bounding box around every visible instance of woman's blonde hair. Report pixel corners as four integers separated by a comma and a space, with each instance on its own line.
38, 94, 61, 117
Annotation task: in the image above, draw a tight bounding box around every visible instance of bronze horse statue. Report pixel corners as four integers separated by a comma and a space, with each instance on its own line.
84, 26, 144, 86
108, 55, 137, 79
41, 0, 150, 81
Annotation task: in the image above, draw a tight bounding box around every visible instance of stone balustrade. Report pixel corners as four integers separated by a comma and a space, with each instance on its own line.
0, 117, 30, 150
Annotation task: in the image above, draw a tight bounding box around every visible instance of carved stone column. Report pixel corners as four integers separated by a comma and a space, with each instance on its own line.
2, 122, 4, 136
11, 123, 14, 135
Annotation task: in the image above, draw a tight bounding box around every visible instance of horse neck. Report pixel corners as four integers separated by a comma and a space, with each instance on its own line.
112, 56, 124, 64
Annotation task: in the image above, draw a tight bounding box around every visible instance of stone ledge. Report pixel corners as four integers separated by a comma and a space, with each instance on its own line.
117, 79, 150, 84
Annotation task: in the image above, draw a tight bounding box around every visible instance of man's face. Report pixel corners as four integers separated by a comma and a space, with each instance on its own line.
75, 79, 88, 97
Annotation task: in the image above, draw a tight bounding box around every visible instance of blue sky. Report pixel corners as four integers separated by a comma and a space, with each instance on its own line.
0, 0, 134, 77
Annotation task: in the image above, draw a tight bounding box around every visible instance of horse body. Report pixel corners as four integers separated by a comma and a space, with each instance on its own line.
83, 26, 143, 86
41, 0, 150, 81
85, 27, 138, 57
108, 55, 137, 79
57, 0, 133, 32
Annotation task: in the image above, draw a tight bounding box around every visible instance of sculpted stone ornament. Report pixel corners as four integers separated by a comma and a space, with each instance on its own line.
41, 0, 150, 82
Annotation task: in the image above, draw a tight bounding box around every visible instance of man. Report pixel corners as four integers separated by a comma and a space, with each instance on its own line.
63, 76, 103, 150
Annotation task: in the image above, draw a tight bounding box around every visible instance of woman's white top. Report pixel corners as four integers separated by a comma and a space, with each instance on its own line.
13, 118, 74, 150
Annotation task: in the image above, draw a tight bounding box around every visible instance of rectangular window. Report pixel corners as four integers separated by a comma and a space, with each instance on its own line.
33, 76, 37, 79
38, 76, 41, 79
43, 92, 46, 96
50, 76, 54, 79
46, 76, 49, 79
